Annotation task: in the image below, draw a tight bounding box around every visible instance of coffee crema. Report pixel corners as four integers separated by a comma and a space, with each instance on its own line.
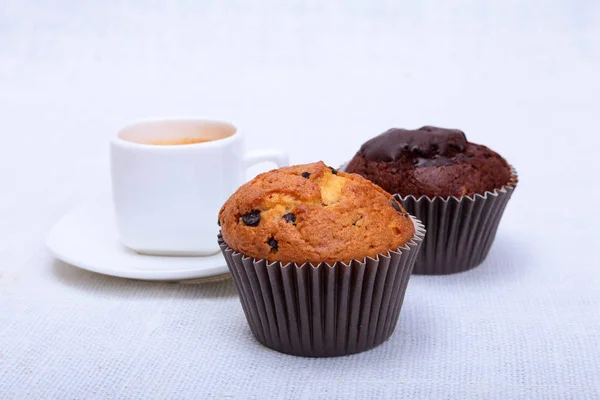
148, 137, 212, 146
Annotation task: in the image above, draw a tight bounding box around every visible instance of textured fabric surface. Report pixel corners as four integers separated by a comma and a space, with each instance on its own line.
1, 1, 600, 399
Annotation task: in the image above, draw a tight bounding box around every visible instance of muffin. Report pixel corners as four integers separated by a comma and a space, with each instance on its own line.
345, 126, 517, 274
218, 161, 425, 357
218, 161, 416, 264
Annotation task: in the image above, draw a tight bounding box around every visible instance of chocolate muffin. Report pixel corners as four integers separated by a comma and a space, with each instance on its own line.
344, 126, 517, 275
219, 161, 415, 264
218, 161, 425, 357
345, 126, 512, 198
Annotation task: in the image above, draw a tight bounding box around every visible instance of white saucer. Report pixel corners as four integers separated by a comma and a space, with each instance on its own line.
46, 202, 229, 281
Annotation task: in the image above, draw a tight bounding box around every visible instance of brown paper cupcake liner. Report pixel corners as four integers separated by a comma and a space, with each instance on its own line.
218, 217, 425, 357
395, 167, 518, 274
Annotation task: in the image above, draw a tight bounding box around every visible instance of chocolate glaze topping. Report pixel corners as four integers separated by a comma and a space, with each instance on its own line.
360, 126, 467, 162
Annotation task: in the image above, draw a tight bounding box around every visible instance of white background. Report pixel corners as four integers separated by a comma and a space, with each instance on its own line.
1, 1, 599, 399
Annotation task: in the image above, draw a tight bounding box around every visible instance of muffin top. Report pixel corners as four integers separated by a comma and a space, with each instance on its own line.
218, 161, 415, 264
345, 126, 512, 198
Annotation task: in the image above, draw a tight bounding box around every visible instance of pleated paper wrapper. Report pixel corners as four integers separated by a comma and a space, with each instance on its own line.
395, 168, 517, 274
218, 217, 425, 357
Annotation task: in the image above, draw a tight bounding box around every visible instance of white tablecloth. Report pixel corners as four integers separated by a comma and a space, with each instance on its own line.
1, 1, 599, 399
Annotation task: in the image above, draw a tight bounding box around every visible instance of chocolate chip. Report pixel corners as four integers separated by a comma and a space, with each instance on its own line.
328, 166, 338, 175
217, 218, 221, 227
390, 199, 403, 213
241, 210, 261, 227
283, 213, 296, 224
301, 172, 310, 179
267, 236, 278, 252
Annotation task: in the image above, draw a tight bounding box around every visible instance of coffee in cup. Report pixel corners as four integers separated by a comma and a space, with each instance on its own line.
148, 138, 212, 145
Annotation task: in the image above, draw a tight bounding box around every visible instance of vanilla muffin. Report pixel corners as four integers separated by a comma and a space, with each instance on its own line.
217, 161, 425, 357
218, 161, 415, 264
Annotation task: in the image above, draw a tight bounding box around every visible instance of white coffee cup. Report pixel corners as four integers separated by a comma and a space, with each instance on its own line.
110, 118, 288, 256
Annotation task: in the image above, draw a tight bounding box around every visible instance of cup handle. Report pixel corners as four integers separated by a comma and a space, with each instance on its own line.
243, 149, 289, 170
